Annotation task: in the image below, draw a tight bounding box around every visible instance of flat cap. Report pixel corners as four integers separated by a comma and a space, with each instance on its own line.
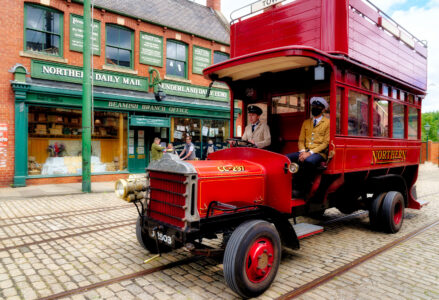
310, 97, 329, 109
247, 105, 263, 115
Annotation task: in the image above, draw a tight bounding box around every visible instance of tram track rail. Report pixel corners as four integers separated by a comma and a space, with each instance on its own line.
32, 203, 439, 300
0, 204, 131, 225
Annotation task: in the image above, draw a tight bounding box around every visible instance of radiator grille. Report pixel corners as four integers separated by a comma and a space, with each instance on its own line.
148, 171, 187, 228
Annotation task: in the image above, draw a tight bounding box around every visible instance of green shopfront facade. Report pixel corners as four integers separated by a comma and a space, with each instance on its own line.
11, 61, 235, 186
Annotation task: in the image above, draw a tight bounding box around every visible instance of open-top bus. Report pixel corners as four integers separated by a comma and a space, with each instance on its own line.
116, 0, 428, 297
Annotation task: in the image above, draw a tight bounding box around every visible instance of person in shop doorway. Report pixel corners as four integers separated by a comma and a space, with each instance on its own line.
286, 97, 330, 198
204, 139, 218, 159
179, 136, 196, 160
241, 105, 271, 149
165, 143, 176, 154
150, 137, 166, 161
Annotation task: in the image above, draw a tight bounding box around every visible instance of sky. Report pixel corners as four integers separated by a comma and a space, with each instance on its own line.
193, 0, 439, 112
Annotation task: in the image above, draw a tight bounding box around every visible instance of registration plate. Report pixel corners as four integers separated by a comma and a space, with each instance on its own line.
151, 230, 173, 246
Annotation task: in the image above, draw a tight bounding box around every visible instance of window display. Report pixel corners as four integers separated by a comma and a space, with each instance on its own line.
28, 106, 127, 175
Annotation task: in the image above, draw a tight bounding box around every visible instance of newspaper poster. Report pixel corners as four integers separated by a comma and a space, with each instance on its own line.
0, 124, 7, 169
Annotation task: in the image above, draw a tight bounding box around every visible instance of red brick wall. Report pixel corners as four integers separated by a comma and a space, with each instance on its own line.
0, 0, 230, 187
421, 141, 439, 165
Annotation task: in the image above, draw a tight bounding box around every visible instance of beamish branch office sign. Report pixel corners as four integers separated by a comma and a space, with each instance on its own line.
31, 60, 148, 92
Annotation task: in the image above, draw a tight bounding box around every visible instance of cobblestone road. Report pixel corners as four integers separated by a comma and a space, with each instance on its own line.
0, 164, 438, 300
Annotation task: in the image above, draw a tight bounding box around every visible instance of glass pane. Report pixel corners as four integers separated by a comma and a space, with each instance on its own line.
106, 46, 119, 65
106, 26, 119, 46
26, 29, 44, 52
373, 100, 388, 137
167, 41, 177, 59
361, 77, 370, 90
392, 103, 405, 139
272, 94, 305, 114
392, 88, 398, 99
172, 117, 202, 158
372, 81, 379, 93
382, 84, 389, 97
214, 52, 229, 64
336, 88, 343, 134
348, 91, 369, 136
119, 28, 132, 49
118, 49, 131, 67
166, 59, 177, 76
43, 34, 60, 55
176, 43, 186, 61
27, 6, 45, 30
408, 107, 418, 140
175, 61, 185, 77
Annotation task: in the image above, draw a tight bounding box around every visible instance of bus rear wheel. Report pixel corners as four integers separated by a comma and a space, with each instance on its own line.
223, 220, 281, 298
369, 192, 387, 230
380, 191, 405, 233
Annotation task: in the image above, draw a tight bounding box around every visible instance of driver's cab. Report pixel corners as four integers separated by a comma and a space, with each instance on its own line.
232, 64, 332, 159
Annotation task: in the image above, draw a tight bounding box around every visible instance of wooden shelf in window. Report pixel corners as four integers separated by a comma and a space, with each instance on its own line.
29, 134, 118, 140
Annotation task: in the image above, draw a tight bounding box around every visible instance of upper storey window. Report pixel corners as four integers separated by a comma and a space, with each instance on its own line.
106, 25, 133, 68
25, 5, 63, 56
213, 51, 229, 64
166, 40, 187, 78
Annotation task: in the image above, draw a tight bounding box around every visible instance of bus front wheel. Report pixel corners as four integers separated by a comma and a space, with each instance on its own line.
223, 220, 281, 298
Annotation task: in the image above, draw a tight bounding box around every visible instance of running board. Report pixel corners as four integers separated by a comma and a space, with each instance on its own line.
293, 223, 324, 239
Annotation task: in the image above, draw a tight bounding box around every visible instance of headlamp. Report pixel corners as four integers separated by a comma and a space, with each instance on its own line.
288, 163, 299, 174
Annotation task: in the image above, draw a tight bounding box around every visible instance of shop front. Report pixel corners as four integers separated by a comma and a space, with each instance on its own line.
11, 61, 235, 186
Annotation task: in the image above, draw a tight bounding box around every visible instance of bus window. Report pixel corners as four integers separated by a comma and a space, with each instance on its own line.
372, 81, 379, 94
272, 94, 305, 114
408, 107, 418, 140
392, 103, 405, 139
361, 77, 371, 90
348, 91, 369, 136
336, 88, 343, 134
373, 99, 389, 137
408, 94, 415, 104
392, 88, 398, 99
382, 84, 389, 97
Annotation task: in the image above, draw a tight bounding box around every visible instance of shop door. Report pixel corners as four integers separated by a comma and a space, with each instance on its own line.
129, 128, 147, 173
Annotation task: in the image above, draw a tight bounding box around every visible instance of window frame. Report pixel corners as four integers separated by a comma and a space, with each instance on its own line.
166, 39, 188, 79
24, 4, 64, 57
105, 24, 134, 69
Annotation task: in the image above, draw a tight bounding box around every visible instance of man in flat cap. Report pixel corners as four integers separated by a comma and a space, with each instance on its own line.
286, 97, 330, 197
241, 105, 271, 149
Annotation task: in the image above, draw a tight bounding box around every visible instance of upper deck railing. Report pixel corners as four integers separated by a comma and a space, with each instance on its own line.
231, 0, 427, 50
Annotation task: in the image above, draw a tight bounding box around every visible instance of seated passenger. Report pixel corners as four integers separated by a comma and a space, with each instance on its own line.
241, 105, 271, 149
286, 97, 329, 197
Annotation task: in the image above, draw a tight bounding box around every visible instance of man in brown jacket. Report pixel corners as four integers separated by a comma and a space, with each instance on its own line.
287, 97, 329, 197
241, 105, 271, 149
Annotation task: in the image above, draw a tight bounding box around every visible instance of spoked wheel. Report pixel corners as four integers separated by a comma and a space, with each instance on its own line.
136, 216, 172, 254
380, 191, 405, 233
223, 220, 281, 298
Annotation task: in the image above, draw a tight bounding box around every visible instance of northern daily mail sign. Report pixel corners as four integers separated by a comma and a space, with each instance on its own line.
31, 61, 148, 92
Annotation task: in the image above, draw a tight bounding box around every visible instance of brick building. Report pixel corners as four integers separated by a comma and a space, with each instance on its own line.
0, 0, 237, 187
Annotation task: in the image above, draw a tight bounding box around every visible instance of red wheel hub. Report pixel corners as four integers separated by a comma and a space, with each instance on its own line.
245, 237, 275, 283
394, 201, 403, 225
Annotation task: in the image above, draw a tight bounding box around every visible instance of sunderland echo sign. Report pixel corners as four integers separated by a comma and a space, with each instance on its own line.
31, 60, 148, 92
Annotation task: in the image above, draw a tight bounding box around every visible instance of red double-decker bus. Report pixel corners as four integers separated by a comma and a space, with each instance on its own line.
118, 0, 428, 297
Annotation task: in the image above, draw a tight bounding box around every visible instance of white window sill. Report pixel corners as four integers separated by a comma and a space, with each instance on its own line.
102, 65, 138, 75
164, 75, 191, 84
20, 51, 68, 64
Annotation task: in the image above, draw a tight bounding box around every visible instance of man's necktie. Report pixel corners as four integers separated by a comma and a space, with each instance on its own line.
313, 119, 317, 128
252, 124, 256, 132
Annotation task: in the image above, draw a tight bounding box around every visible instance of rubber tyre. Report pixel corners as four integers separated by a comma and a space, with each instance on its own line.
136, 216, 172, 254
223, 220, 281, 298
380, 191, 405, 233
369, 192, 387, 231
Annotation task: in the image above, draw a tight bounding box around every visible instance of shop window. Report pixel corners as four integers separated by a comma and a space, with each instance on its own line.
373, 99, 389, 137
348, 91, 369, 136
27, 107, 127, 176
167, 40, 187, 78
25, 4, 62, 56
408, 107, 418, 140
201, 119, 229, 159
106, 25, 133, 68
171, 117, 201, 158
213, 51, 229, 64
392, 103, 405, 139
272, 94, 305, 114
336, 87, 343, 134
